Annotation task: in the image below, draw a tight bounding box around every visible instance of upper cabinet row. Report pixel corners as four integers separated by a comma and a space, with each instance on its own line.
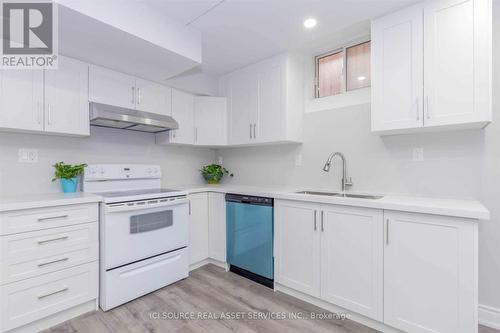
371, 0, 491, 134
89, 65, 172, 116
219, 53, 304, 145
157, 53, 305, 147
0, 56, 89, 136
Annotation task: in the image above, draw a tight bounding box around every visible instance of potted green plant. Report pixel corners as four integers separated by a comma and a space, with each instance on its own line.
200, 164, 233, 184
52, 162, 87, 193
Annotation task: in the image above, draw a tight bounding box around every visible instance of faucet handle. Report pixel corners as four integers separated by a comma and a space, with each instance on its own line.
345, 177, 354, 187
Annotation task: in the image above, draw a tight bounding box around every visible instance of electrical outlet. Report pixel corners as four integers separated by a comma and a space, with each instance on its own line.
218, 156, 223, 164
295, 154, 303, 167
18, 148, 38, 163
412, 147, 424, 161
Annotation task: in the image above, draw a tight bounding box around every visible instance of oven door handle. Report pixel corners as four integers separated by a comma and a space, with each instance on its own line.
105, 198, 189, 213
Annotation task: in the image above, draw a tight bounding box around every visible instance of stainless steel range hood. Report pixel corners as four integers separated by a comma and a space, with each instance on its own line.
89, 102, 178, 133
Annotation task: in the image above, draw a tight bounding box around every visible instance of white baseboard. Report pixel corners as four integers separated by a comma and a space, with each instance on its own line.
189, 258, 227, 271
479, 304, 500, 330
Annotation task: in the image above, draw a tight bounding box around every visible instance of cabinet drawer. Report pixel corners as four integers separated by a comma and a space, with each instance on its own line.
0, 203, 98, 235
0, 223, 98, 284
0, 262, 98, 332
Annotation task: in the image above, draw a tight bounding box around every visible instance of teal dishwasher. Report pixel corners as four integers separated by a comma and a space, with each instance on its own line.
226, 193, 274, 288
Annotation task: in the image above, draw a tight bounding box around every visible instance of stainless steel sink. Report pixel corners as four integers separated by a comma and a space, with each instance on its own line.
295, 191, 383, 200
295, 191, 340, 196
335, 193, 383, 200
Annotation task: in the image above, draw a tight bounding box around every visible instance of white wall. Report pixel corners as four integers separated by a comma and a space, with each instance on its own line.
215, 2, 500, 316
0, 127, 215, 196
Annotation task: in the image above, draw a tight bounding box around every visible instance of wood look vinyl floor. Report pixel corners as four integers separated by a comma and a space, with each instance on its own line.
43, 264, 499, 333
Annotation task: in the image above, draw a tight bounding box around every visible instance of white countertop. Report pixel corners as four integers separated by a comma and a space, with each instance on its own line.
0, 192, 103, 212
0, 186, 489, 220
174, 185, 490, 220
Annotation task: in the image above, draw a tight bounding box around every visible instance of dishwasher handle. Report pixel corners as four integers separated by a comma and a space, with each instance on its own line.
225, 193, 273, 206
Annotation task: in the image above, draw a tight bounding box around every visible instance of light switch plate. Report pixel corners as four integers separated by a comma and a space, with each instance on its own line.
412, 147, 424, 161
18, 148, 38, 163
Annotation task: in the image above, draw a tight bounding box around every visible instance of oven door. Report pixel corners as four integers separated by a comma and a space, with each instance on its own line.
102, 197, 189, 270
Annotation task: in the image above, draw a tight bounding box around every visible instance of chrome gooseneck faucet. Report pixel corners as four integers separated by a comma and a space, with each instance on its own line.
323, 152, 353, 192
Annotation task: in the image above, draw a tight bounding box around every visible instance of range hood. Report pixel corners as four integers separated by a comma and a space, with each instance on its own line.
89, 102, 178, 133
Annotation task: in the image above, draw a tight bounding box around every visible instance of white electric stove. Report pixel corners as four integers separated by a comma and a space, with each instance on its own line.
83, 164, 189, 311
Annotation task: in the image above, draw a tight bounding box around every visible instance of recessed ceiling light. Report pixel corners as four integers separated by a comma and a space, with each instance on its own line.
303, 18, 317, 29
357, 76, 367, 81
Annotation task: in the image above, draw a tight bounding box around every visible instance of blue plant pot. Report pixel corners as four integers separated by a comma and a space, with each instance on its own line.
61, 177, 78, 193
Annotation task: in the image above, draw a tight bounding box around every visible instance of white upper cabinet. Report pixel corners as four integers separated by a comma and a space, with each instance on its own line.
170, 89, 195, 145
371, 4, 424, 132
257, 61, 282, 143
220, 53, 304, 145
89, 65, 172, 116
0, 56, 88, 136
224, 68, 257, 145
384, 211, 477, 333
194, 96, 227, 146
0, 70, 43, 132
135, 79, 172, 116
45, 57, 89, 136
424, 0, 491, 127
89, 65, 136, 109
371, 0, 491, 134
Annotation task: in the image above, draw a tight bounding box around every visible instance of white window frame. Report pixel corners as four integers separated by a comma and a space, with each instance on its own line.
314, 37, 371, 99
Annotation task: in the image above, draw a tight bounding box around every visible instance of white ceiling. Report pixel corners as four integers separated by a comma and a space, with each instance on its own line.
143, 0, 420, 76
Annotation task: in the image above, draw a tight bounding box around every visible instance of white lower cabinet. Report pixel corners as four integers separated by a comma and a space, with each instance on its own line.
188, 193, 209, 265
275, 200, 478, 331
275, 200, 321, 297
275, 200, 383, 320
0, 202, 99, 333
208, 193, 226, 262
188, 192, 227, 266
384, 211, 477, 333
0, 263, 98, 333
320, 205, 383, 321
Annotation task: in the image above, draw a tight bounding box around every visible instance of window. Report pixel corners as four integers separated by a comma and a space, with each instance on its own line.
315, 40, 371, 98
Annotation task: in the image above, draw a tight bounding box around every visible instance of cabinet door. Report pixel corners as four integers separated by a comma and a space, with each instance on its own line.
88, 65, 136, 109
424, 0, 491, 127
371, 4, 424, 132
0, 70, 43, 132
274, 200, 321, 297
256, 63, 282, 143
194, 97, 227, 146
188, 193, 209, 265
44, 56, 89, 136
170, 89, 195, 144
227, 69, 257, 145
208, 192, 226, 262
320, 205, 383, 321
135, 79, 172, 116
384, 211, 477, 333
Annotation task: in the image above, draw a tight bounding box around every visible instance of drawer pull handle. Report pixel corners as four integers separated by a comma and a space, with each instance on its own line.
38, 214, 69, 222
38, 236, 69, 244
38, 287, 69, 300
37, 257, 69, 267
